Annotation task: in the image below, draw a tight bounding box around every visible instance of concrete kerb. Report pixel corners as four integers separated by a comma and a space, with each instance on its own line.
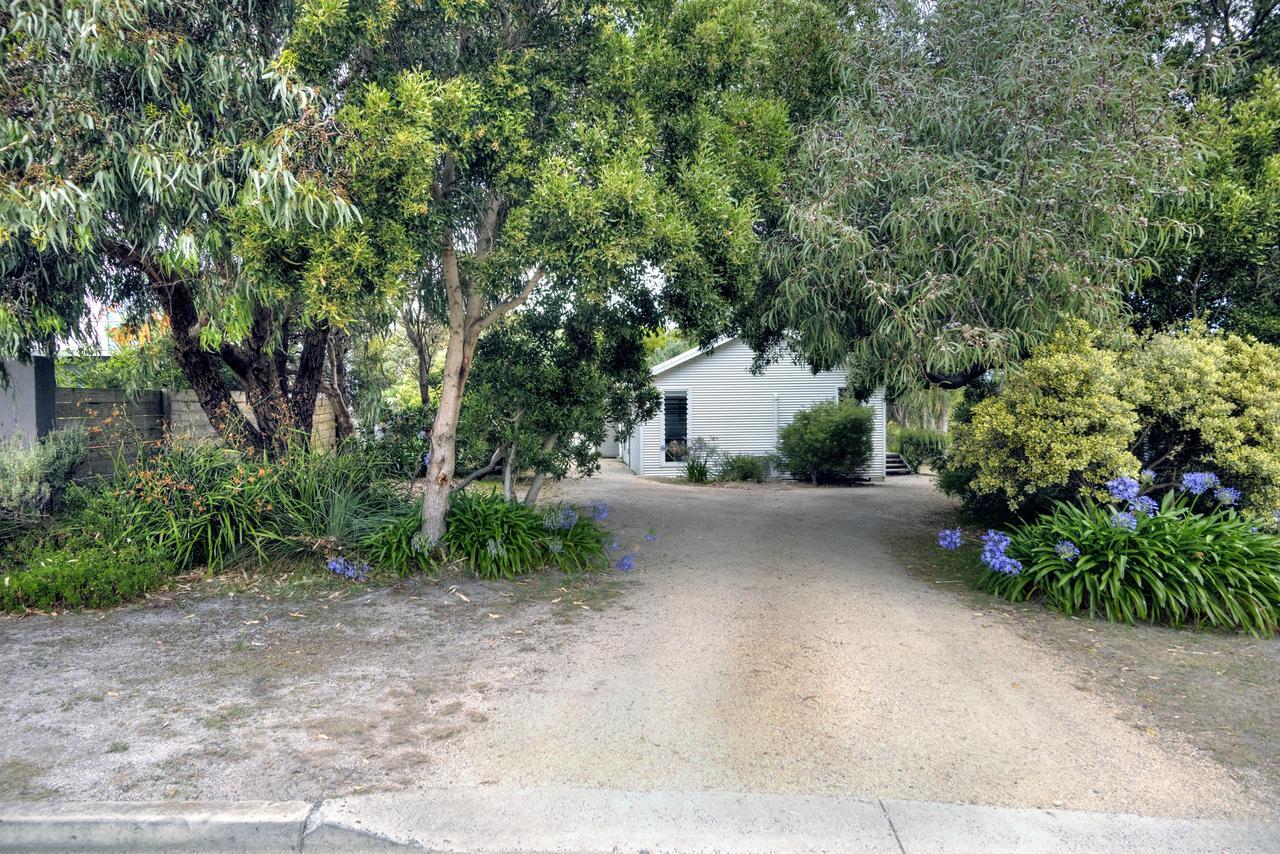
2, 788, 1278, 853
0, 800, 313, 853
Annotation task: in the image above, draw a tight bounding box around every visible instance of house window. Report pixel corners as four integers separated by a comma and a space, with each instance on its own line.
663, 391, 688, 462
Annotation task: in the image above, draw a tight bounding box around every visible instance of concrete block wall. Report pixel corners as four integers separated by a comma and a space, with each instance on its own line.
164, 390, 338, 452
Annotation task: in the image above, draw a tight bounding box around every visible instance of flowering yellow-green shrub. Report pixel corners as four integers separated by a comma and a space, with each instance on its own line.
944, 324, 1280, 517
947, 327, 1141, 511
1131, 327, 1280, 513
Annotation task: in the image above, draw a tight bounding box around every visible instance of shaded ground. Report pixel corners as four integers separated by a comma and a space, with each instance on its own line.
0, 463, 1276, 822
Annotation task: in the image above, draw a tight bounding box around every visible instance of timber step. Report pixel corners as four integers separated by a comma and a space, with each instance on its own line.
886, 453, 913, 476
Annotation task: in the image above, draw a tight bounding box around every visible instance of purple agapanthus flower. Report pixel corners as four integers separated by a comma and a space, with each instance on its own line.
1132, 495, 1159, 517
616, 554, 635, 572
937, 528, 964, 550
1214, 486, 1241, 506
980, 530, 1022, 575
643, 532, 657, 542
417, 430, 428, 440
1139, 469, 1157, 482
607, 540, 619, 553
1106, 476, 1140, 503
1109, 511, 1138, 532
1181, 471, 1220, 496
590, 501, 609, 522
544, 505, 578, 530
1054, 540, 1081, 561
326, 557, 370, 582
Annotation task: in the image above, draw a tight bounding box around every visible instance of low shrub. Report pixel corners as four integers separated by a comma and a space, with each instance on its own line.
0, 426, 88, 523
1, 543, 173, 612
356, 505, 425, 576
778, 400, 874, 484
442, 492, 607, 579
84, 441, 403, 571
943, 478, 1280, 635
895, 427, 948, 470
716, 453, 767, 483
683, 437, 716, 484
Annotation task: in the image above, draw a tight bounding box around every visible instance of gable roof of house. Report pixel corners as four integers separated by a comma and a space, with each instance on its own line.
649, 336, 734, 377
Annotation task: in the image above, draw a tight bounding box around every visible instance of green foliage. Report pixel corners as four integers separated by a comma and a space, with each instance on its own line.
460, 292, 660, 493
1134, 68, 1280, 342
637, 0, 845, 342
355, 504, 426, 577
944, 325, 1140, 515
644, 328, 697, 366
983, 493, 1280, 636
777, 400, 874, 483
0, 427, 88, 523
715, 453, 768, 483
942, 323, 1280, 517
895, 427, 949, 471
441, 493, 607, 580
0, 543, 173, 613
54, 319, 190, 391
763, 0, 1196, 393
363, 405, 433, 479
2, 1, 361, 452
682, 437, 717, 484
85, 442, 402, 572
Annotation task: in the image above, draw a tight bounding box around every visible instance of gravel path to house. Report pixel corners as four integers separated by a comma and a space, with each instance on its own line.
0, 463, 1273, 820
435, 465, 1273, 819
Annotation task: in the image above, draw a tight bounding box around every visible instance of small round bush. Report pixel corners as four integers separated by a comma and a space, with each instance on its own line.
716, 453, 767, 483
778, 400, 875, 484
894, 427, 948, 470
1, 544, 173, 612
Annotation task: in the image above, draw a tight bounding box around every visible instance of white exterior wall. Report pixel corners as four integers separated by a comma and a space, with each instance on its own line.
623, 338, 887, 480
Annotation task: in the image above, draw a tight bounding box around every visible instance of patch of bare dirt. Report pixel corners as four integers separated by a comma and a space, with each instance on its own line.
0, 569, 628, 802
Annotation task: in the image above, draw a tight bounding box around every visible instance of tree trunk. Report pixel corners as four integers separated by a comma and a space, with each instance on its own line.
501, 410, 523, 502
289, 321, 330, 439
417, 202, 543, 546
522, 435, 559, 506
130, 256, 264, 453
420, 322, 477, 546
324, 332, 356, 442
502, 446, 515, 501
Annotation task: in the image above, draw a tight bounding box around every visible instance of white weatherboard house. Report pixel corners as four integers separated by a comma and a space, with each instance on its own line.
618, 337, 887, 480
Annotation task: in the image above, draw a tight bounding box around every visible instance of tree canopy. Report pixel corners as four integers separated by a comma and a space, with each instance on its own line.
1132, 69, 1280, 342
759, 0, 1198, 395
1, 1, 365, 451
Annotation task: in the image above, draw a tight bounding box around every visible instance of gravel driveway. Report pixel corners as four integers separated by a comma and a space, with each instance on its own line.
0, 462, 1271, 819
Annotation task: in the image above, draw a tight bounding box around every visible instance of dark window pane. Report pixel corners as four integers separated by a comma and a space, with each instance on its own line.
664, 392, 687, 461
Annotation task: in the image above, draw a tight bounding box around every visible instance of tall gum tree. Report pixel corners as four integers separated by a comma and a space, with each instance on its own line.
760, 0, 1200, 395
0, 1, 366, 452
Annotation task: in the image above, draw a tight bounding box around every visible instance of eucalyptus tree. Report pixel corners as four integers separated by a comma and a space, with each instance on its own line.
762, 0, 1199, 395
293, 0, 843, 544
0, 1, 365, 452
